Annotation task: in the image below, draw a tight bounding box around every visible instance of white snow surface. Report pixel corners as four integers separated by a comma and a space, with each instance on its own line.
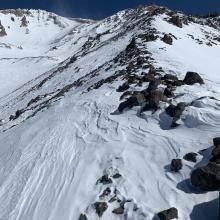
0, 6, 219, 220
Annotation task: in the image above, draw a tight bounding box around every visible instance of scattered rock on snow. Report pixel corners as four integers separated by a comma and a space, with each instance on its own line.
163, 87, 174, 98
165, 102, 187, 127
94, 202, 108, 217
20, 16, 28, 27
112, 206, 124, 215
168, 15, 183, 28
144, 33, 158, 42
157, 207, 178, 220
99, 187, 111, 198
117, 82, 130, 92
78, 214, 87, 220
0, 21, 7, 36
147, 79, 162, 92
9, 109, 24, 121
126, 37, 137, 51
112, 173, 122, 179
183, 152, 198, 162
109, 196, 118, 203
161, 34, 173, 45
183, 72, 204, 85
97, 175, 113, 185
170, 159, 183, 172
191, 162, 220, 191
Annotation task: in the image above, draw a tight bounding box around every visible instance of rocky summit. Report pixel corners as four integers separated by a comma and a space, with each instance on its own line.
0, 5, 219, 220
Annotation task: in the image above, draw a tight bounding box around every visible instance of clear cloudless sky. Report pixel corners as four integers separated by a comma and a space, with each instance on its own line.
0, 0, 219, 19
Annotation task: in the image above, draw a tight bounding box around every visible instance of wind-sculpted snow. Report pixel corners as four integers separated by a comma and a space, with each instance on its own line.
0, 5, 220, 220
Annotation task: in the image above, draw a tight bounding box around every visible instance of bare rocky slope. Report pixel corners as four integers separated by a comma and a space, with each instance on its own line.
0, 5, 220, 220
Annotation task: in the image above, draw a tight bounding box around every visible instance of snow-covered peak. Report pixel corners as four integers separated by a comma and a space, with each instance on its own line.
0, 9, 81, 56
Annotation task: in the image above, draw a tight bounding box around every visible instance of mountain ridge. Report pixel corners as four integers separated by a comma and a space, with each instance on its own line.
0, 4, 219, 220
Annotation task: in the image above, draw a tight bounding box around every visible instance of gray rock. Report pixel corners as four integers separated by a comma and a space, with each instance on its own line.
99, 187, 111, 198
169, 15, 183, 28
94, 202, 108, 217
112, 206, 124, 215
183, 152, 198, 163
183, 72, 204, 85
158, 207, 178, 220
78, 214, 87, 220
97, 175, 113, 185
213, 137, 220, 147
112, 173, 122, 179
191, 162, 220, 191
170, 159, 182, 172
162, 34, 173, 45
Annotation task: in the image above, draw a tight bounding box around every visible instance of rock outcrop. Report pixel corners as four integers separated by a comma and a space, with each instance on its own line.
157, 207, 178, 220
191, 162, 220, 191
183, 72, 204, 85
170, 159, 183, 172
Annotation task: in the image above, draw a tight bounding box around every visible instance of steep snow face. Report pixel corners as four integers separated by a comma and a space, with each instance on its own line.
0, 5, 220, 220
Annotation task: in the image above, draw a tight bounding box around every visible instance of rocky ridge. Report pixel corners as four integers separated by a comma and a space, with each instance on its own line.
0, 4, 219, 220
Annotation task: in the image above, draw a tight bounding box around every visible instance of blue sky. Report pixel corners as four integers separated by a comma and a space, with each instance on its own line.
0, 0, 219, 19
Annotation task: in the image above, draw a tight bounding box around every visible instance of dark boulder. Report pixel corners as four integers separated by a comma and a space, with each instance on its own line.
209, 156, 220, 164
163, 74, 178, 81
116, 83, 130, 92
94, 202, 108, 217
100, 187, 111, 198
141, 74, 155, 83
183, 152, 198, 162
20, 16, 28, 27
112, 173, 122, 179
157, 207, 178, 220
162, 34, 173, 45
0, 21, 7, 37
164, 87, 174, 98
212, 145, 220, 157
97, 175, 113, 185
170, 159, 183, 172
183, 72, 204, 85
213, 137, 220, 147
210, 143, 220, 164
191, 162, 220, 191
166, 102, 186, 118
78, 214, 87, 220
148, 66, 158, 75
147, 80, 161, 92
169, 15, 183, 28
171, 80, 184, 87
139, 90, 167, 114
167, 102, 187, 127
149, 90, 167, 105
165, 104, 176, 117
9, 109, 24, 121
9, 115, 15, 121
126, 38, 137, 51
112, 206, 124, 215
144, 33, 158, 42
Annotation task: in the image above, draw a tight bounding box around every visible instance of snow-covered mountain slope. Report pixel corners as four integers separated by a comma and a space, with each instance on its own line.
0, 5, 220, 220
0, 9, 91, 97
